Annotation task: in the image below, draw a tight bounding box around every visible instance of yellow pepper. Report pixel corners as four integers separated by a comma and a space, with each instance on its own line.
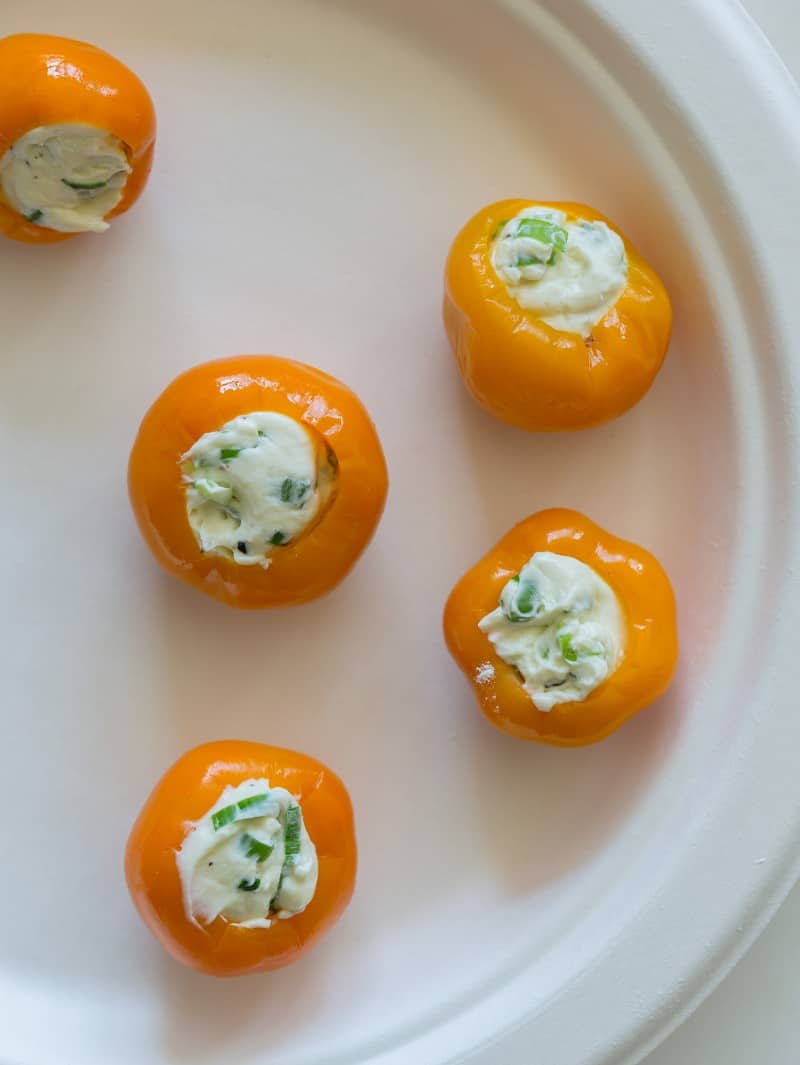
0, 34, 156, 243
443, 199, 672, 431
444, 509, 678, 746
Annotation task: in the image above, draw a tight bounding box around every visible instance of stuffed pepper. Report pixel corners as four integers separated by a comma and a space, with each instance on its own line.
443, 200, 672, 431
0, 33, 155, 243
128, 355, 388, 608
444, 508, 678, 745
125, 740, 357, 976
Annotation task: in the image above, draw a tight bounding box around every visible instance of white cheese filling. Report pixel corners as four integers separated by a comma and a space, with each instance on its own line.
478, 551, 624, 712
180, 411, 336, 569
0, 123, 131, 233
176, 778, 318, 929
491, 206, 628, 337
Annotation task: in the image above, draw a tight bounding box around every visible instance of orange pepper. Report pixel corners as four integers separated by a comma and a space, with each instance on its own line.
443, 200, 672, 431
443, 508, 678, 746
128, 355, 388, 609
0, 33, 156, 243
125, 740, 357, 976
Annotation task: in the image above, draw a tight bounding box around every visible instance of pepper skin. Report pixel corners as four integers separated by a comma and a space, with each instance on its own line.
128, 355, 388, 609
443, 508, 678, 746
125, 740, 357, 976
443, 200, 672, 431
0, 33, 156, 243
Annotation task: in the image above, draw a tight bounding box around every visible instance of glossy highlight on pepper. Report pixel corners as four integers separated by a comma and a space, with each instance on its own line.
443, 200, 672, 431
0, 33, 156, 243
443, 508, 678, 746
128, 355, 388, 609
125, 740, 357, 976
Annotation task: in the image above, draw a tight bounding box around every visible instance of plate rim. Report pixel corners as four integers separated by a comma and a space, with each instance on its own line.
3, 1, 800, 1063
437, 1, 800, 1060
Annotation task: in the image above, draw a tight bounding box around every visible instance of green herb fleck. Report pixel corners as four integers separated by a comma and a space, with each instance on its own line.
24, 209, 43, 223
542, 645, 550, 660
558, 632, 578, 664
505, 579, 538, 622
194, 478, 230, 501
280, 478, 311, 507
238, 793, 272, 815
516, 583, 535, 615
237, 877, 261, 892
220, 447, 241, 460
241, 833, 274, 862
270, 531, 286, 546
516, 255, 544, 267
514, 217, 568, 253
211, 803, 237, 830
211, 792, 273, 831
269, 872, 284, 912
283, 805, 302, 866
490, 218, 510, 240
62, 178, 108, 190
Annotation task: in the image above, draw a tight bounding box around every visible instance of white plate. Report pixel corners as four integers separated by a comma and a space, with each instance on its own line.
2, 1, 799, 1063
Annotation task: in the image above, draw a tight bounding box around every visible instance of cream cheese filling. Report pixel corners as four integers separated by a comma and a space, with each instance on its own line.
479, 551, 624, 712
0, 123, 130, 233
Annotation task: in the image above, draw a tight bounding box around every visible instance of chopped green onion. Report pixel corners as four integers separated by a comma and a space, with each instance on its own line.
238, 793, 272, 815
558, 632, 578, 664
516, 255, 545, 267
269, 807, 302, 912
211, 804, 238, 830
24, 209, 43, 223
283, 805, 302, 866
237, 877, 261, 892
280, 478, 311, 507
269, 872, 284, 912
62, 178, 108, 190
505, 579, 538, 622
490, 218, 510, 240
517, 583, 536, 612
257, 430, 267, 437
514, 217, 568, 253
516, 584, 535, 615
270, 531, 286, 546
211, 792, 273, 831
220, 447, 241, 460
194, 478, 230, 502
241, 832, 274, 862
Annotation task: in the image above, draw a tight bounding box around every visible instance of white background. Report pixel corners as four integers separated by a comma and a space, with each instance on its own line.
644, 3, 800, 1063
0, 3, 795, 1063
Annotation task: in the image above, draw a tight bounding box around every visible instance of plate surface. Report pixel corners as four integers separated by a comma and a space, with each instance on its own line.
2, 1, 799, 1063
